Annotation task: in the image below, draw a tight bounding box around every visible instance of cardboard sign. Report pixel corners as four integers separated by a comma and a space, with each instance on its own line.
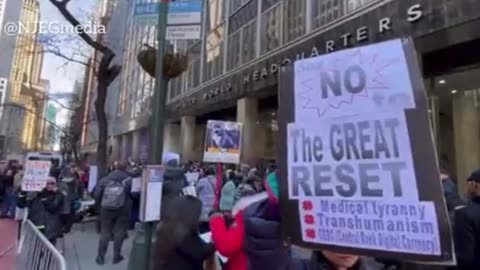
203, 120, 243, 164
277, 38, 455, 264
21, 160, 51, 191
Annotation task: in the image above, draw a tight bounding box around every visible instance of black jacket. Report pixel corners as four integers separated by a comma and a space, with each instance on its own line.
243, 198, 290, 270
454, 197, 480, 270
29, 190, 64, 240
161, 167, 187, 218
94, 170, 132, 214
161, 232, 214, 270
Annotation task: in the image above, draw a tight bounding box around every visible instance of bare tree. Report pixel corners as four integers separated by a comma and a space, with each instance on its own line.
47, 0, 121, 176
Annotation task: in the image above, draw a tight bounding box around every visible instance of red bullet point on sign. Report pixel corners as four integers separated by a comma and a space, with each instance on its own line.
302, 201, 313, 211
304, 214, 315, 224
306, 229, 316, 239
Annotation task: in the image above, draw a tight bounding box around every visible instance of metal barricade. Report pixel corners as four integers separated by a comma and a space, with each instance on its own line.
17, 219, 67, 270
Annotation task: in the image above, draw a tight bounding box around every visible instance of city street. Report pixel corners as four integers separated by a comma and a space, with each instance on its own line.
0, 219, 17, 270
63, 222, 133, 270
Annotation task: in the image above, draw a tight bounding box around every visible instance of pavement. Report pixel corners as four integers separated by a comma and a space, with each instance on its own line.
63, 222, 133, 270
0, 219, 17, 270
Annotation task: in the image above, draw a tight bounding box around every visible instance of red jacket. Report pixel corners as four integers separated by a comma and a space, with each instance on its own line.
209, 212, 246, 270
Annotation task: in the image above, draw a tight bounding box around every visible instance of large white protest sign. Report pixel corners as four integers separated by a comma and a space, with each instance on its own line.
22, 160, 52, 191
278, 38, 455, 264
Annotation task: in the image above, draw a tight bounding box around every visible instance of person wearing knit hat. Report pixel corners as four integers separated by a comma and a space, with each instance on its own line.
454, 169, 480, 270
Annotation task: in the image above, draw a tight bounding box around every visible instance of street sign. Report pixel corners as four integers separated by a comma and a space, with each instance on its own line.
134, 0, 203, 40
166, 25, 201, 40
168, 1, 202, 24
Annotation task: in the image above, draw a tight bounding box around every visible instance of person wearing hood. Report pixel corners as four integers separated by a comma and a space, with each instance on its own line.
58, 166, 84, 234
94, 161, 132, 265
196, 165, 217, 233
161, 158, 189, 220
209, 191, 268, 270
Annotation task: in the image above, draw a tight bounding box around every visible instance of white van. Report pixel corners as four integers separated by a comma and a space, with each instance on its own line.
25, 152, 63, 167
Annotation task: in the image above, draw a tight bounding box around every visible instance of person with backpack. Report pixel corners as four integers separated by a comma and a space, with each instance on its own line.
94, 161, 132, 265
58, 166, 84, 234
196, 165, 217, 233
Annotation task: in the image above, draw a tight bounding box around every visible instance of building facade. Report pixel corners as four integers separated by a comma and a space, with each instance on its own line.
102, 0, 480, 195
0, 0, 22, 152
5, 0, 45, 153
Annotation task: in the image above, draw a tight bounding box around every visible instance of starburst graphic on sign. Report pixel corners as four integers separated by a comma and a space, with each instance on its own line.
297, 49, 399, 118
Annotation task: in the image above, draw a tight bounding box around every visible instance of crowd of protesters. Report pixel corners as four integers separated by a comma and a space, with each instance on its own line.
4, 156, 480, 270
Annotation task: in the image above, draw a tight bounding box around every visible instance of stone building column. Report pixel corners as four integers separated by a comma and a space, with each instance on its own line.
120, 133, 128, 162
132, 130, 141, 162
453, 90, 480, 196
237, 97, 262, 165
110, 136, 121, 164
164, 123, 181, 154
180, 116, 196, 163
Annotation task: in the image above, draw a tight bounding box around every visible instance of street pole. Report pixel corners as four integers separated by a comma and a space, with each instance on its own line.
143, 1, 170, 270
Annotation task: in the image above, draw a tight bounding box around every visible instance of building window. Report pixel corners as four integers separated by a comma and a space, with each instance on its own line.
283, 0, 306, 43
205, 25, 225, 81
261, 3, 282, 54
241, 19, 256, 63
312, 0, 344, 29
230, 0, 251, 13
345, 0, 376, 13
227, 30, 241, 70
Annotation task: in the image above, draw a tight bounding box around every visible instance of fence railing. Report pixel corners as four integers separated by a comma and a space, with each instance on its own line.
17, 219, 67, 270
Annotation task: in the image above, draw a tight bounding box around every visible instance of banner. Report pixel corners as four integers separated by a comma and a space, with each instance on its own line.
203, 120, 242, 164
22, 160, 52, 191
277, 38, 454, 264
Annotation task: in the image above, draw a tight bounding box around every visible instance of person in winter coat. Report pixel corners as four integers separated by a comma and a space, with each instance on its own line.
294, 251, 383, 270
209, 192, 268, 270
1, 160, 20, 218
196, 166, 216, 233
94, 161, 132, 265
29, 177, 64, 245
454, 169, 480, 270
154, 195, 214, 270
219, 170, 240, 213
58, 166, 84, 233
242, 171, 292, 270
162, 158, 189, 219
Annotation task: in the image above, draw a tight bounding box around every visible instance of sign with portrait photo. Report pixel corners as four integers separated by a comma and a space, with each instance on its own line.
203, 120, 243, 164
277, 38, 455, 264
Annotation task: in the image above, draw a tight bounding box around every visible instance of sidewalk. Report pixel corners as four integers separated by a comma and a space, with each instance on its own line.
0, 219, 17, 270
63, 222, 133, 270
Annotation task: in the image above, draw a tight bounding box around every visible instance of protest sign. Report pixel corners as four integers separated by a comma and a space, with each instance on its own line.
277, 38, 455, 264
22, 160, 51, 191
203, 120, 243, 164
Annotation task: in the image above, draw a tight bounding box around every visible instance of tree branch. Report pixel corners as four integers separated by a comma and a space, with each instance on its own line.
49, 0, 113, 55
